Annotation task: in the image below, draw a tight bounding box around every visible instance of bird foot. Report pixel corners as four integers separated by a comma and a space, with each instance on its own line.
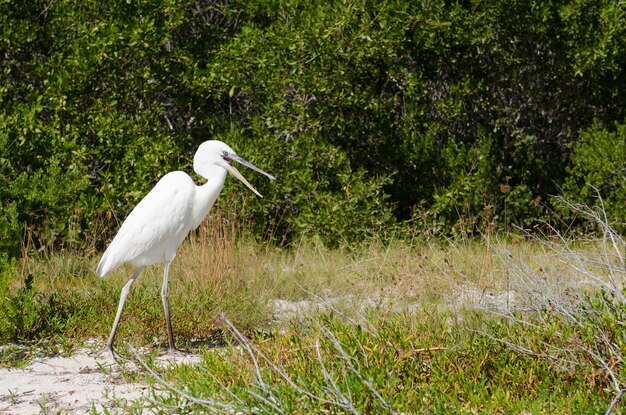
90, 344, 124, 364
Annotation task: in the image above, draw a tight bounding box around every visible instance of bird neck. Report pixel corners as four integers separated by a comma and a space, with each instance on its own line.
191, 167, 228, 229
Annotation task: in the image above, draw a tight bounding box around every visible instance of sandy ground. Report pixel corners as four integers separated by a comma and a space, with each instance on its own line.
0, 298, 338, 415
0, 344, 201, 414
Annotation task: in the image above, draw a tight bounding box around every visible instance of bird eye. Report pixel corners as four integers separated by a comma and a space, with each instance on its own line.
222, 151, 231, 161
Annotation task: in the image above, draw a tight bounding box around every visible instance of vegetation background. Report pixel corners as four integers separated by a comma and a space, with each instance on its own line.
2, 1, 626, 412
1, 0, 625, 259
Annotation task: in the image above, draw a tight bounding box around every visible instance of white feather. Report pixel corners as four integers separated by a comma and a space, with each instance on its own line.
95, 140, 275, 353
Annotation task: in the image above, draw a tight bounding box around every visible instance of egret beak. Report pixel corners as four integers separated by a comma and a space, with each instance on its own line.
224, 153, 275, 198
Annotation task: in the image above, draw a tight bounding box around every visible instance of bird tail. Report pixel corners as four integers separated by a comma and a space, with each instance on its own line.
96, 252, 114, 278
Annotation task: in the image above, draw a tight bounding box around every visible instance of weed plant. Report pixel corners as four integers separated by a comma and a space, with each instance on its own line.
135, 308, 614, 414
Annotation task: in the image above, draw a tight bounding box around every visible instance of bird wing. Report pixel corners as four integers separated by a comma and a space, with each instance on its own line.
97, 171, 196, 277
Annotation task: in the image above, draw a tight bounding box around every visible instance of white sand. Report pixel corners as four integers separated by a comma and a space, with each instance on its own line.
0, 345, 201, 414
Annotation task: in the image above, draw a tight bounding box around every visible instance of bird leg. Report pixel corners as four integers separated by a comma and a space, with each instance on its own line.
161, 261, 176, 351
104, 267, 143, 354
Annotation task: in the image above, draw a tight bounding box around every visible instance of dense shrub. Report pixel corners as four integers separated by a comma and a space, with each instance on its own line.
1, 0, 625, 255
561, 121, 626, 228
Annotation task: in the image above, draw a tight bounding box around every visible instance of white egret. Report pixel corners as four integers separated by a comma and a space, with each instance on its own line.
96, 140, 275, 354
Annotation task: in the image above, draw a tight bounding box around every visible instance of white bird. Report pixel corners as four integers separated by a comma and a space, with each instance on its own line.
96, 140, 275, 354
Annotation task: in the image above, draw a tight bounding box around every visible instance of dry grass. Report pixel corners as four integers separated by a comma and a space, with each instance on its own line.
9, 203, 621, 352
17, 210, 594, 330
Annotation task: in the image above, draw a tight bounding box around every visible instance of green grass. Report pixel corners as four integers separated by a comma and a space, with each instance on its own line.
1, 211, 625, 413
139, 310, 612, 414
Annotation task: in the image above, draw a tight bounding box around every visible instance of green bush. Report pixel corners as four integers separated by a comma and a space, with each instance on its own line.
1, 0, 626, 253
0, 259, 84, 343
561, 121, 626, 226
0, 125, 89, 255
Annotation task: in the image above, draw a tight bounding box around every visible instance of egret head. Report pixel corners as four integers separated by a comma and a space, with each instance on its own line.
193, 140, 275, 197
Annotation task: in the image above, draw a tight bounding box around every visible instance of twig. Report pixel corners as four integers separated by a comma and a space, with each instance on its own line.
220, 314, 349, 409
219, 315, 284, 414
314, 340, 360, 415
320, 326, 394, 413
606, 389, 625, 415
130, 348, 238, 413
